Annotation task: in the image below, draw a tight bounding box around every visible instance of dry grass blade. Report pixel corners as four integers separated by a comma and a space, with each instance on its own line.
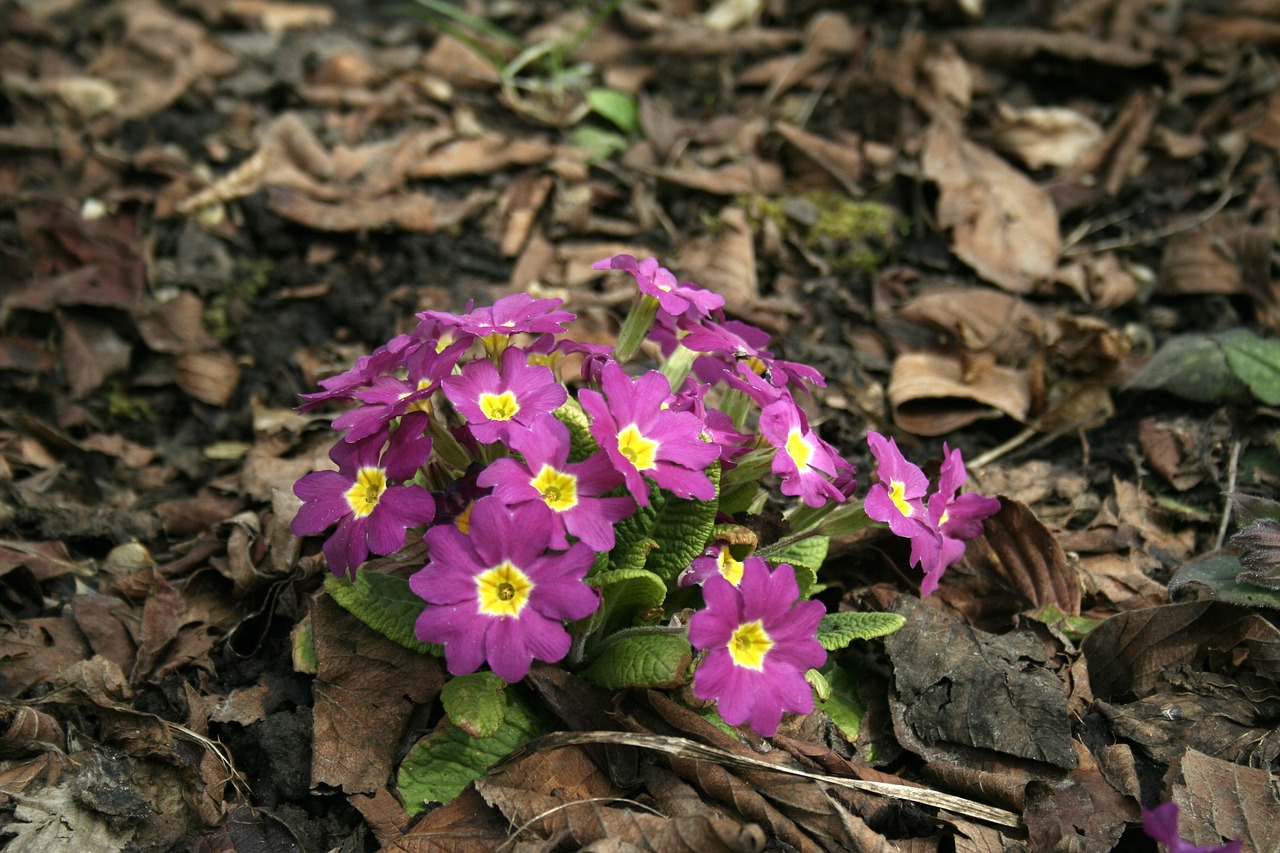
492, 730, 1022, 828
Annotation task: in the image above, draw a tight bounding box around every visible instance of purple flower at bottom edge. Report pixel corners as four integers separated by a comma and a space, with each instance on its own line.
410, 497, 600, 683
1142, 802, 1242, 853
689, 559, 826, 736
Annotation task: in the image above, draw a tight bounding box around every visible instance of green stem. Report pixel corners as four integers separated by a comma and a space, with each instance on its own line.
660, 343, 697, 390
614, 294, 661, 362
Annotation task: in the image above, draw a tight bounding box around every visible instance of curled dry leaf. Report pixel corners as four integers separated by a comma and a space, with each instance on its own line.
174, 351, 241, 407
922, 118, 1062, 293
989, 102, 1105, 170
962, 497, 1082, 615
897, 287, 1045, 365
888, 349, 1031, 436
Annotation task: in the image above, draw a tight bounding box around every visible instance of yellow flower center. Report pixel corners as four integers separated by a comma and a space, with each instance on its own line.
718, 550, 744, 586
455, 501, 475, 534
479, 390, 520, 422
728, 620, 774, 670
532, 465, 578, 512
785, 429, 813, 470
889, 480, 914, 517
617, 424, 658, 471
475, 561, 534, 618
344, 467, 387, 518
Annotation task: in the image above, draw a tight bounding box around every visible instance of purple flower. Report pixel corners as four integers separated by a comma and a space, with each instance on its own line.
680, 318, 825, 393
689, 558, 827, 736
864, 431, 933, 538
759, 397, 846, 508
291, 413, 437, 578
592, 254, 724, 321
442, 346, 568, 444
1142, 802, 1242, 853
909, 444, 1001, 595
679, 544, 746, 587
578, 361, 719, 505
410, 497, 600, 682
421, 293, 575, 339
477, 415, 635, 551
331, 338, 470, 443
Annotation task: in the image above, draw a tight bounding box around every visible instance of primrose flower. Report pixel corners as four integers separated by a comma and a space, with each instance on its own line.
411, 497, 600, 682
331, 338, 469, 443
909, 444, 1001, 595
291, 413, 436, 578
422, 293, 575, 337
1142, 802, 1242, 853
864, 431, 933, 538
442, 346, 568, 444
593, 254, 724, 320
679, 544, 746, 587
681, 318, 825, 393
477, 415, 635, 551
578, 361, 719, 505
689, 558, 826, 736
759, 396, 846, 508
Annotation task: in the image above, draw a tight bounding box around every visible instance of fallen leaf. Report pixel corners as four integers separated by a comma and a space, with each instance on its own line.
888, 349, 1031, 435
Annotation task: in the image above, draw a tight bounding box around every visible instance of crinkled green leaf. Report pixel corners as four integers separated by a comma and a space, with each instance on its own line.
554, 400, 599, 462
397, 690, 545, 814
759, 535, 829, 597
1221, 328, 1280, 405
816, 665, 866, 742
324, 571, 440, 656
1169, 550, 1280, 609
609, 496, 660, 574
581, 631, 692, 689
1127, 333, 1253, 404
589, 567, 667, 635
440, 672, 508, 738
816, 611, 905, 651
643, 464, 721, 583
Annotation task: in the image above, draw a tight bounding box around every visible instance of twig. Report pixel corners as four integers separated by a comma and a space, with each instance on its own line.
1215, 439, 1242, 550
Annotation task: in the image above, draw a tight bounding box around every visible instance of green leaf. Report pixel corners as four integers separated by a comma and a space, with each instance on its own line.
1168, 550, 1280, 609
397, 690, 545, 814
816, 611, 906, 651
758, 535, 829, 597
440, 672, 508, 738
569, 125, 630, 164
815, 665, 866, 742
608, 493, 659, 574
586, 87, 638, 134
1127, 333, 1253, 404
554, 400, 599, 463
589, 567, 667, 636
581, 630, 692, 689
642, 465, 721, 584
290, 614, 316, 675
324, 571, 441, 656
1221, 328, 1280, 405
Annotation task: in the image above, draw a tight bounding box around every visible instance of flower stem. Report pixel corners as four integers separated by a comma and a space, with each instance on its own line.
614, 294, 661, 362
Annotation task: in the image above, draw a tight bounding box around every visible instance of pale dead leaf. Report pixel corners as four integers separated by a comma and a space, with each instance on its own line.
897, 287, 1045, 365
223, 0, 336, 33
679, 206, 757, 313
173, 352, 240, 407
888, 349, 1031, 436
655, 160, 784, 195
922, 119, 1061, 292
990, 103, 1104, 170
773, 122, 863, 196
1173, 748, 1280, 853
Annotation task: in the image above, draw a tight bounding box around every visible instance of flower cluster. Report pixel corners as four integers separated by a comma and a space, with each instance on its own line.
292, 254, 999, 735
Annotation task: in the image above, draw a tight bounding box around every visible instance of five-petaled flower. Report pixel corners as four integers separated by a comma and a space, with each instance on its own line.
689, 557, 827, 736
478, 415, 635, 551
442, 346, 568, 444
909, 443, 1002, 595
421, 292, 576, 341
1142, 802, 1242, 853
578, 361, 719, 505
411, 497, 600, 682
759, 396, 847, 508
864, 431, 933, 538
291, 413, 436, 579
593, 254, 724, 321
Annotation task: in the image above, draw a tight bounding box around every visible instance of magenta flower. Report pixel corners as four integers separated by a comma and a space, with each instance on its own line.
689, 558, 827, 736
1142, 802, 1242, 853
292, 413, 437, 578
442, 346, 568, 444
592, 254, 724, 320
759, 397, 846, 508
477, 415, 635, 551
331, 338, 469, 443
421, 293, 575, 339
678, 544, 746, 587
909, 444, 1001, 595
410, 497, 600, 682
681, 318, 825, 393
577, 362, 719, 505
864, 431, 933, 538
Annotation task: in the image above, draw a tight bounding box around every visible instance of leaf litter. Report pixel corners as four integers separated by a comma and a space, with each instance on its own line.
2, 0, 1280, 850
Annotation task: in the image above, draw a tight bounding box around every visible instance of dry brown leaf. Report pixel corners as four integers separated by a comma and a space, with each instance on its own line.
173, 351, 241, 407
310, 596, 444, 795
896, 288, 1045, 365
887, 349, 1031, 436
1022, 743, 1136, 853
679, 206, 758, 314
773, 122, 863, 196
0, 615, 92, 696
655, 160, 784, 195
951, 27, 1154, 67
380, 786, 510, 852
1075, 552, 1170, 614
962, 498, 1082, 615
989, 102, 1104, 170
922, 118, 1061, 292
224, 0, 336, 33
1172, 749, 1280, 853
266, 186, 494, 233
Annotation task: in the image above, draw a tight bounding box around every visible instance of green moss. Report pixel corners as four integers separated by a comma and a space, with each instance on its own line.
106, 385, 157, 423
204, 258, 275, 342
738, 191, 905, 271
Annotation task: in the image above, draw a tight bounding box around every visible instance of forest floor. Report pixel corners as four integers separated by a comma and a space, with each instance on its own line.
2, 0, 1279, 851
